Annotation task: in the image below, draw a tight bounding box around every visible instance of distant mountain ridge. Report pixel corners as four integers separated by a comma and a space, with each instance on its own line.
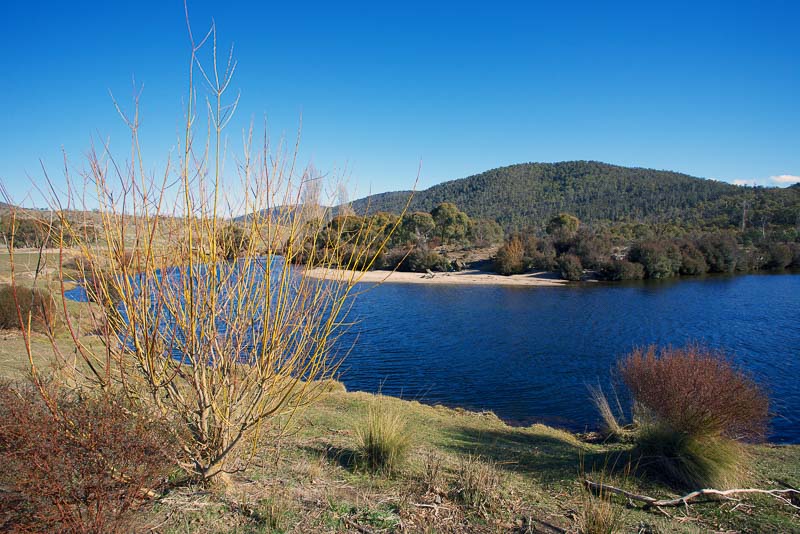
348, 161, 800, 231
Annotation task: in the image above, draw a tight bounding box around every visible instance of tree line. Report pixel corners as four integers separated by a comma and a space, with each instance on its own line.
288, 202, 503, 273
493, 213, 800, 281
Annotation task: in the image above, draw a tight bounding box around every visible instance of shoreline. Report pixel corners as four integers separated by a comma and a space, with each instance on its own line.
304, 266, 577, 287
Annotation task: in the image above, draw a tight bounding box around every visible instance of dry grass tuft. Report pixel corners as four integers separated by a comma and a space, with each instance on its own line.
588, 384, 626, 441
421, 451, 446, 495
576, 493, 623, 534
452, 454, 503, 515
355, 397, 411, 475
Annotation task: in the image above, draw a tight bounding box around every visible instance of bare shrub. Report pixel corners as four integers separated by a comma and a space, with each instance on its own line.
557, 253, 583, 281
0, 284, 57, 333
12, 17, 403, 484
494, 236, 525, 275
619, 344, 768, 440
0, 380, 177, 533
619, 344, 768, 489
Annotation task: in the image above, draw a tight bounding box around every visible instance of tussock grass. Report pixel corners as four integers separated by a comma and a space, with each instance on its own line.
588, 384, 626, 441
255, 493, 297, 532
633, 420, 744, 489
576, 492, 623, 534
354, 396, 411, 474
452, 454, 503, 514
577, 456, 626, 534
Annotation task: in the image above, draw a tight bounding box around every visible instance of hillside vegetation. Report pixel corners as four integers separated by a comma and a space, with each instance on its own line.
350, 161, 800, 232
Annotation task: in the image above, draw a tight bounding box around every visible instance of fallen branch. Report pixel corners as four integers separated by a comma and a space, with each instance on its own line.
583, 479, 800, 511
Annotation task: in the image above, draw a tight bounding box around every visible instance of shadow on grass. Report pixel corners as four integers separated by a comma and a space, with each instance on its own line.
304, 444, 360, 472
441, 426, 624, 481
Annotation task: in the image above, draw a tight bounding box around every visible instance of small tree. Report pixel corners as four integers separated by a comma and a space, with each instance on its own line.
597, 260, 644, 281
764, 243, 793, 270
216, 224, 251, 260
698, 233, 740, 273
678, 241, 708, 275
546, 213, 580, 237
557, 253, 583, 281
628, 240, 682, 279
494, 236, 525, 275
395, 211, 436, 245
12, 20, 401, 484
467, 218, 503, 247
431, 202, 469, 244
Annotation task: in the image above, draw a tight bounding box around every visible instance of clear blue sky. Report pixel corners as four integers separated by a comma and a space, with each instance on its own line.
1, 0, 799, 206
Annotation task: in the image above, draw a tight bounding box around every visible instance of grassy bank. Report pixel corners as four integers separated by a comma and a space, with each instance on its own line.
128, 387, 798, 533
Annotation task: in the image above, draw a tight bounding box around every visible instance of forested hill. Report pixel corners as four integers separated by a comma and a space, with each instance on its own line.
349, 161, 800, 231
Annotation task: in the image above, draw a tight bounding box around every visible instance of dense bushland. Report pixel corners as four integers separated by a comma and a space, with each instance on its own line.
492, 212, 800, 281
293, 202, 503, 273
348, 161, 800, 233
0, 215, 99, 248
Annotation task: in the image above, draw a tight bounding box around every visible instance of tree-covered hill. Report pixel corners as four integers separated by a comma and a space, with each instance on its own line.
349, 161, 800, 232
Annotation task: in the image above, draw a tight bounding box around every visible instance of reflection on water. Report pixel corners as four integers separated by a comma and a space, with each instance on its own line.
338, 273, 800, 443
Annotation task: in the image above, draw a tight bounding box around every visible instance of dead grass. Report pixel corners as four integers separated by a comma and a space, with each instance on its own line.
452, 454, 504, 515
576, 492, 623, 534
588, 384, 627, 441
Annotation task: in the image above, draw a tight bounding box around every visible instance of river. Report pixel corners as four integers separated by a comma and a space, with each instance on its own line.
338, 273, 800, 443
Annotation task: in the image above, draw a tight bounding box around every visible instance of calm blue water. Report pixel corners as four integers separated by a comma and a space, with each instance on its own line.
66, 269, 800, 443
338, 274, 800, 443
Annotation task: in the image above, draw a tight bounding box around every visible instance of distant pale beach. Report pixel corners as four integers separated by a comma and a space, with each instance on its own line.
303, 267, 574, 287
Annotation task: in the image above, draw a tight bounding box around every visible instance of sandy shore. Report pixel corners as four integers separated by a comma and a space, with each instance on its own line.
304, 267, 572, 287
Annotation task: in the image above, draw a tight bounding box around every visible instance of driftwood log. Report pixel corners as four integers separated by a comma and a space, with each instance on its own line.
583, 479, 800, 511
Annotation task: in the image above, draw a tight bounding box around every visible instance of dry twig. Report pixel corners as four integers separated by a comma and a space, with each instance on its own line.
584, 479, 800, 511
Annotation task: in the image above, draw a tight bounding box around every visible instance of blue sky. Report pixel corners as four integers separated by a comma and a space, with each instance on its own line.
1, 0, 799, 206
